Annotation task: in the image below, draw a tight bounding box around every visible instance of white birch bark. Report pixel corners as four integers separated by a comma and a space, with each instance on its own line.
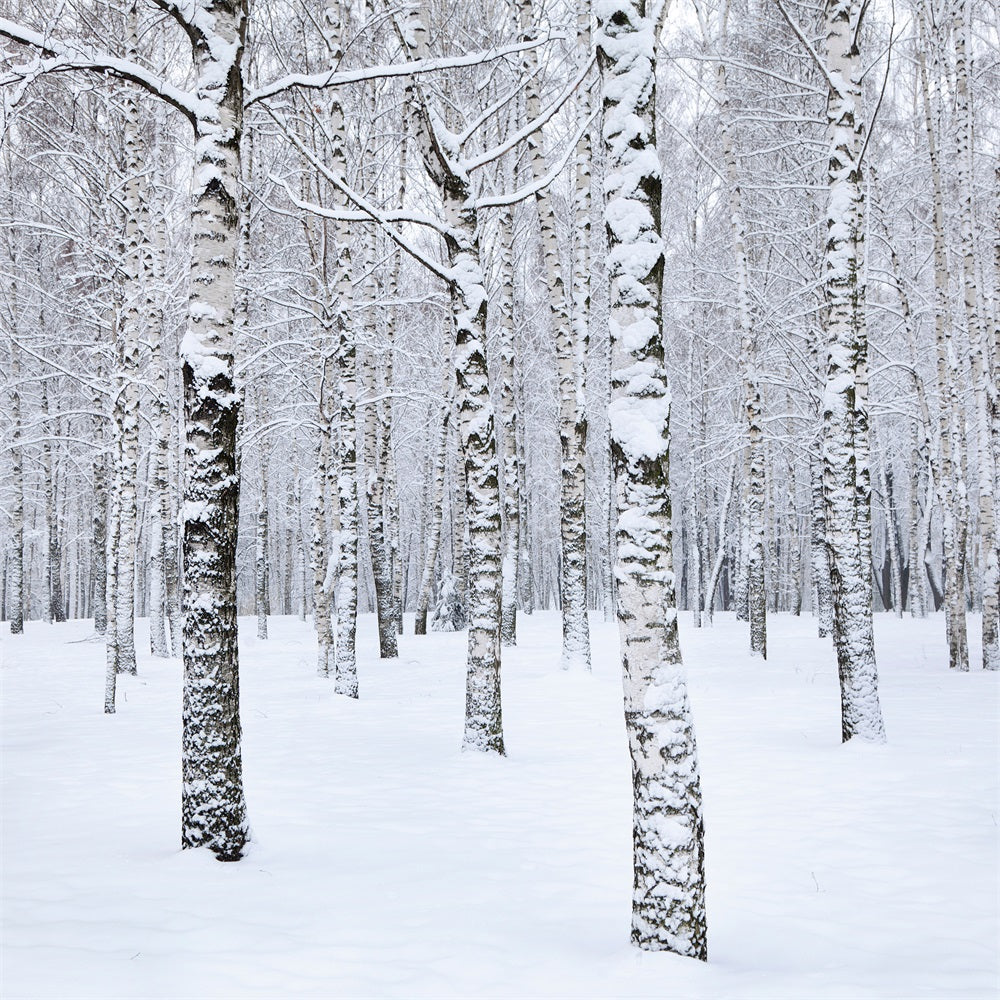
918, 14, 970, 672
495, 204, 521, 647
8, 341, 24, 635
709, 24, 765, 654
255, 390, 270, 642
415, 388, 451, 636
518, 0, 591, 671
954, 0, 998, 671
704, 458, 736, 625
313, 397, 334, 677
177, 0, 249, 860
405, 8, 504, 753
597, 0, 707, 957
821, 0, 886, 742
325, 0, 359, 696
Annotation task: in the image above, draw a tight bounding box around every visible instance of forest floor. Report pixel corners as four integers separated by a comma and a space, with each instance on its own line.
1, 610, 997, 999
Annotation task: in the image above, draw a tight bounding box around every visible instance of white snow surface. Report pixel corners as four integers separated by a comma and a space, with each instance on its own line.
2, 611, 997, 999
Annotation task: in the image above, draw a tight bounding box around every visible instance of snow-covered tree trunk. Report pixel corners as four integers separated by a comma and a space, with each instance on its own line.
954, 0, 998, 671
40, 381, 65, 624
495, 204, 520, 648
324, 0, 359, 695
150, 113, 175, 656
597, 0, 707, 957
113, 16, 147, 672
415, 393, 450, 637
362, 339, 398, 658
164, 411, 182, 658
313, 405, 333, 677
711, 36, 764, 654
8, 341, 24, 635
105, 344, 123, 709
918, 15, 970, 673
519, 0, 591, 671
255, 402, 270, 642
405, 8, 504, 753
92, 448, 108, 635
704, 458, 736, 625
873, 427, 903, 618
907, 445, 929, 619
434, 419, 470, 633
333, 317, 359, 697
734, 495, 749, 621
744, 392, 766, 656
810, 446, 834, 636
178, 1, 249, 860
821, 0, 885, 742
148, 273, 171, 658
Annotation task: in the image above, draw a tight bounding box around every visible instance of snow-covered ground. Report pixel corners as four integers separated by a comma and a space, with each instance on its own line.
2, 611, 997, 999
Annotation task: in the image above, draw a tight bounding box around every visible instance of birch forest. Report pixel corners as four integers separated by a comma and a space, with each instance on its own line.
1, 0, 998, 992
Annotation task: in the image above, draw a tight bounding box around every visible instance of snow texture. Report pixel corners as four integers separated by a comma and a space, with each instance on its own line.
2, 611, 996, 998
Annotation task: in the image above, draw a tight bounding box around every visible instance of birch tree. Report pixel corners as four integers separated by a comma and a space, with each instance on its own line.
820, 0, 886, 741
596, 0, 707, 957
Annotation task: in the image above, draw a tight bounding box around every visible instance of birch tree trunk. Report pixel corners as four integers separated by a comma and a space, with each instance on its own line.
495, 204, 521, 648
704, 458, 736, 625
821, 0, 886, 742
415, 391, 451, 636
8, 341, 24, 635
255, 397, 270, 642
148, 261, 171, 658
177, 0, 249, 860
324, 0, 359, 695
92, 445, 108, 636
597, 0, 707, 957
918, 13, 970, 672
313, 402, 334, 676
405, 9, 504, 753
954, 0, 998, 671
518, 0, 591, 671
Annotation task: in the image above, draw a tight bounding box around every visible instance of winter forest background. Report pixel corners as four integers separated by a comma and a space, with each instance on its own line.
1, 0, 998, 997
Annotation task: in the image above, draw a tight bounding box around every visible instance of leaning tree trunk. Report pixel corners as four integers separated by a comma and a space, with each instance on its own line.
821, 0, 886, 742
597, 0, 707, 958
405, 9, 504, 754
